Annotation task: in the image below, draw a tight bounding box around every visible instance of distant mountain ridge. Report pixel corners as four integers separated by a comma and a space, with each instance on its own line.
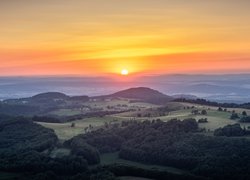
3, 87, 173, 105
171, 94, 197, 100
0, 87, 173, 116
1, 74, 250, 102
31, 92, 89, 102
31, 92, 69, 100
106, 87, 173, 104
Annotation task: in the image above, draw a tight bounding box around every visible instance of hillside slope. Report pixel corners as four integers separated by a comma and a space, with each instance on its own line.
109, 87, 173, 104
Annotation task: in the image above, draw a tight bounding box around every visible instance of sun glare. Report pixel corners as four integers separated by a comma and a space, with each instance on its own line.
121, 69, 129, 75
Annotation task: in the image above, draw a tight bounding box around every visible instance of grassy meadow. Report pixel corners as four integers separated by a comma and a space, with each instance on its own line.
38, 116, 119, 140
39, 99, 250, 141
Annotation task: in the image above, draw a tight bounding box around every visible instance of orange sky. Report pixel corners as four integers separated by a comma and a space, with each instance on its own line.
1, 0, 250, 76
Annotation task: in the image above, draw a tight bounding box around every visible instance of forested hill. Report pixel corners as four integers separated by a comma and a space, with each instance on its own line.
105, 87, 173, 104
0, 117, 205, 179
2, 87, 172, 105
31, 92, 69, 100
174, 98, 250, 109
65, 119, 250, 180
31, 92, 89, 102
0, 118, 58, 151
4, 92, 89, 103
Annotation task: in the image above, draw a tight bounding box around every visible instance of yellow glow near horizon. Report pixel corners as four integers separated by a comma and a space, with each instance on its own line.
121, 69, 129, 75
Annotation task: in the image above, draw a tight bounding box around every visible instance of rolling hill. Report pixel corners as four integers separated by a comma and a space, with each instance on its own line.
31, 92, 69, 100
108, 87, 173, 104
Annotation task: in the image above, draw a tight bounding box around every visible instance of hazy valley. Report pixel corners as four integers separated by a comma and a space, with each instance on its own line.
1, 74, 250, 103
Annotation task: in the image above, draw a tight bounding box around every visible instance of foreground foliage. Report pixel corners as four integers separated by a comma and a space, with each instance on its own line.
69, 119, 250, 180
2, 117, 250, 179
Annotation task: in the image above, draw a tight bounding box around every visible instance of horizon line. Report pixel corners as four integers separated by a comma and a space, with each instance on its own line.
1, 73, 250, 78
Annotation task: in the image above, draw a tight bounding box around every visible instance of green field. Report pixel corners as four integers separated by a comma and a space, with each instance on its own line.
39, 100, 250, 140
48, 108, 82, 116
38, 116, 130, 140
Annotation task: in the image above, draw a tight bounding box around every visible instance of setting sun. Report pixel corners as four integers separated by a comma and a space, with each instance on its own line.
121, 69, 129, 75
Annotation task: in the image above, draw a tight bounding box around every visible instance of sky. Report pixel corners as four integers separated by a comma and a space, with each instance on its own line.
1, 0, 250, 76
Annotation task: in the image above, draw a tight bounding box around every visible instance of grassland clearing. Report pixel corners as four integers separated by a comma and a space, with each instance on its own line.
38, 116, 128, 140
39, 99, 250, 140
48, 108, 82, 116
